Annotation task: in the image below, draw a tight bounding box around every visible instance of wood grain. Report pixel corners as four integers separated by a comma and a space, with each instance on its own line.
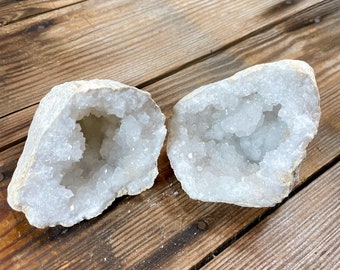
1, 0, 339, 269
146, 0, 340, 189
126, 4, 340, 268
0, 163, 266, 270
0, 1, 339, 269
0, 0, 337, 151
202, 162, 340, 270
0, 106, 34, 151
0, 0, 84, 25
0, 142, 24, 182
0, 0, 322, 118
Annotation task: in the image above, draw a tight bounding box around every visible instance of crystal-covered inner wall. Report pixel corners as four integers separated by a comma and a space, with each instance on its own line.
239, 104, 287, 163
61, 111, 121, 193
181, 94, 288, 178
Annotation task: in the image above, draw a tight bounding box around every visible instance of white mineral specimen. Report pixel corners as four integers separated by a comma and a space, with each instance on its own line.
7, 80, 166, 228
167, 60, 320, 207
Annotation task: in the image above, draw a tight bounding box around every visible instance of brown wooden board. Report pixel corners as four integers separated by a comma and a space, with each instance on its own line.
202, 162, 340, 270
0, 0, 323, 118
0, 106, 34, 151
0, 0, 337, 152
0, 142, 25, 182
0, 0, 339, 269
146, 1, 340, 191
0, 0, 85, 25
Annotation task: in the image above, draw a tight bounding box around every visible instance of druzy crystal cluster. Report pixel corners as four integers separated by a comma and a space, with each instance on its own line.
8, 80, 166, 228
167, 60, 320, 207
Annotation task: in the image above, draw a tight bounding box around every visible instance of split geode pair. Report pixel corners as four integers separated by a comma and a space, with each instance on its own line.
7, 60, 321, 228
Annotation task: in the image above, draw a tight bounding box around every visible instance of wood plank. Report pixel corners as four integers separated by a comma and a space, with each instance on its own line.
0, 164, 266, 270
0, 0, 84, 25
0, 142, 24, 182
0, 0, 336, 152
123, 4, 340, 268
0, 2, 339, 269
0, 0, 323, 118
202, 162, 340, 270
146, 0, 340, 188
148, 1, 340, 117
0, 106, 34, 151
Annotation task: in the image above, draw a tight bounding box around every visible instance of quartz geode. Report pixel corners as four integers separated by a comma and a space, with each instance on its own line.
8, 80, 166, 228
167, 60, 320, 207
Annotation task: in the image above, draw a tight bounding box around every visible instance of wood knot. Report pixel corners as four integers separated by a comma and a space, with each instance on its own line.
24, 20, 54, 34
197, 219, 209, 231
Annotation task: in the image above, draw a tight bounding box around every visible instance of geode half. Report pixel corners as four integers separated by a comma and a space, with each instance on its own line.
167, 60, 320, 207
8, 80, 166, 228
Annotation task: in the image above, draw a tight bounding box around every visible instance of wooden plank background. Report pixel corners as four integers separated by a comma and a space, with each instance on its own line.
0, 0, 85, 25
0, 0, 339, 269
202, 163, 340, 270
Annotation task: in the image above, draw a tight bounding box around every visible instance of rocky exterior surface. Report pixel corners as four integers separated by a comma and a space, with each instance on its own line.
8, 80, 166, 228
167, 60, 320, 207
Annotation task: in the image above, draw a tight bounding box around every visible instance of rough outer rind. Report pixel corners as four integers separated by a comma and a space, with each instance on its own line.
7, 80, 166, 228
167, 60, 320, 207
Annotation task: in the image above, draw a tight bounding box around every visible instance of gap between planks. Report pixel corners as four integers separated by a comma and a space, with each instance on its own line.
0, 0, 337, 152
191, 157, 340, 270
0, 0, 324, 118
0, 0, 87, 26
0, 1, 338, 268
200, 161, 340, 270
137, 0, 335, 89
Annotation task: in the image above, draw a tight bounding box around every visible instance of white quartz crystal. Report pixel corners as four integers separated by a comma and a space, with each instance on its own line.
167, 60, 320, 207
8, 80, 166, 228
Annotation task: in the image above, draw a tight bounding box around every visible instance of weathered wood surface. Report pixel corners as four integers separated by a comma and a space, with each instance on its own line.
0, 0, 335, 150
0, 0, 339, 269
202, 162, 340, 270
0, 0, 323, 117
0, 0, 84, 25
